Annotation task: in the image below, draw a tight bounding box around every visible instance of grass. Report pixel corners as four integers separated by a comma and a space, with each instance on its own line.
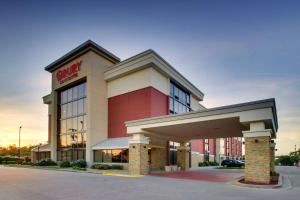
4, 164, 87, 171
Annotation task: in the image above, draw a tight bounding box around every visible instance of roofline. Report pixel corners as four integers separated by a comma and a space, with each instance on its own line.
125, 98, 278, 132
44, 40, 120, 72
42, 94, 51, 104
104, 49, 205, 100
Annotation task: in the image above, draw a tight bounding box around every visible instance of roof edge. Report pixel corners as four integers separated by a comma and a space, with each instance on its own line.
104, 49, 205, 100
44, 40, 120, 72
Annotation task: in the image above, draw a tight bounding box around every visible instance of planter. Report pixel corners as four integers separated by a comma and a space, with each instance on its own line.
165, 166, 171, 172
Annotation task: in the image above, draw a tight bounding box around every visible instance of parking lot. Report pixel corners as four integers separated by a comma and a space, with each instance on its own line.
0, 166, 299, 200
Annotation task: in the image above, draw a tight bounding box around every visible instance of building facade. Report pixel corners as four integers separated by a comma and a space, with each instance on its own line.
32, 40, 242, 168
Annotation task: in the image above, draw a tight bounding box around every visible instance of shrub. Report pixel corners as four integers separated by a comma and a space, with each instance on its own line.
21, 162, 33, 165
36, 158, 57, 166
209, 161, 219, 166
24, 157, 31, 163
72, 166, 87, 171
91, 164, 111, 170
59, 160, 71, 168
110, 165, 123, 170
6, 161, 16, 164
0, 157, 3, 164
198, 161, 219, 167
71, 160, 87, 168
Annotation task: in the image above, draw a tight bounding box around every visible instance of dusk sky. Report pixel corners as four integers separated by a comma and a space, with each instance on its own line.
0, 0, 299, 155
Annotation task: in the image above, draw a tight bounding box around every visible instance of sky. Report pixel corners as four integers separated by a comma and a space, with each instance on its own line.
0, 0, 299, 155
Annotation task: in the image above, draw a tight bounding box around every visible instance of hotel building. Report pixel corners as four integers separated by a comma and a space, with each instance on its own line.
32, 40, 278, 184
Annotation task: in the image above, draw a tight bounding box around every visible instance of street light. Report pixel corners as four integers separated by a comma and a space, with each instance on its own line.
18, 126, 22, 159
71, 135, 78, 161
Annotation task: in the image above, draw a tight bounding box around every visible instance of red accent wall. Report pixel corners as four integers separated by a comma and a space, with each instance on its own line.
224, 138, 242, 158
209, 139, 216, 155
108, 87, 169, 138
191, 139, 204, 153
191, 139, 217, 156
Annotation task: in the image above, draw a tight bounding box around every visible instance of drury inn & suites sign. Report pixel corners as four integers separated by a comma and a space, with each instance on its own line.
56, 61, 82, 84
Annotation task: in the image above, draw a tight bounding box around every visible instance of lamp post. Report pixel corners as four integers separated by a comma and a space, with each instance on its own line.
18, 126, 22, 159
37, 143, 42, 163
71, 138, 77, 161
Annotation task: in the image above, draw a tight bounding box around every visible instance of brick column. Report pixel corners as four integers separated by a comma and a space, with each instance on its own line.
150, 147, 167, 171
177, 143, 190, 171
129, 134, 149, 175
270, 142, 276, 173
243, 122, 272, 184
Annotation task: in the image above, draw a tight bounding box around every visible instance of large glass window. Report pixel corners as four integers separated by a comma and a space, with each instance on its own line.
93, 149, 129, 163
169, 82, 191, 114
169, 141, 180, 165
57, 82, 87, 161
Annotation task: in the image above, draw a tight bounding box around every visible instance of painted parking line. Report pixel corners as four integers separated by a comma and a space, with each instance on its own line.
102, 171, 144, 178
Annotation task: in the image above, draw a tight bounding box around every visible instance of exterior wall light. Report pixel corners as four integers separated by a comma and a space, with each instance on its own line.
254, 139, 259, 143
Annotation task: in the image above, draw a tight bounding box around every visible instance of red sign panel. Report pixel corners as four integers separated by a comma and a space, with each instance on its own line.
56, 61, 82, 84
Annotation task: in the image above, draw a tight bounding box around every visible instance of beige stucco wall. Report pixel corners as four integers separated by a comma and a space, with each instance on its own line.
190, 95, 205, 111
107, 67, 169, 98
191, 152, 204, 167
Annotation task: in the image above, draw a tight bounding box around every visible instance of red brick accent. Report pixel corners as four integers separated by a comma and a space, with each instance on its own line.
191, 139, 204, 153
108, 87, 169, 138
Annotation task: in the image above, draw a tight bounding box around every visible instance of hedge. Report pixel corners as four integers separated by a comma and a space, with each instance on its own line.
198, 161, 219, 167
91, 164, 124, 170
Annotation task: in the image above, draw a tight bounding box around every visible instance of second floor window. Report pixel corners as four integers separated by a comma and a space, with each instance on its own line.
169, 82, 190, 114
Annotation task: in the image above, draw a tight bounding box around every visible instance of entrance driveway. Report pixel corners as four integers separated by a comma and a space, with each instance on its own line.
151, 167, 243, 183
0, 166, 299, 200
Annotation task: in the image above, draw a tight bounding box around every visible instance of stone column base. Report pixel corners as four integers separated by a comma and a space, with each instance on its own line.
244, 136, 271, 184
129, 143, 149, 175
177, 145, 190, 171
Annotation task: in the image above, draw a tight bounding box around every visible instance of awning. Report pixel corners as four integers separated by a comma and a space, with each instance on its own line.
31, 143, 51, 152
92, 137, 130, 150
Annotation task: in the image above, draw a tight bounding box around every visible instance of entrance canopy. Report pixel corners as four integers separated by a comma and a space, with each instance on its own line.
125, 99, 278, 142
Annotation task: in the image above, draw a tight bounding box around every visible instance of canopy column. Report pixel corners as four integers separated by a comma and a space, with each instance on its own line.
243, 122, 272, 184
128, 134, 149, 175
177, 142, 190, 171
270, 141, 276, 173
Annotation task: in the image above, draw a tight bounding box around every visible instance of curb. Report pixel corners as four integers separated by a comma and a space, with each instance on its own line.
230, 175, 283, 189
102, 171, 143, 178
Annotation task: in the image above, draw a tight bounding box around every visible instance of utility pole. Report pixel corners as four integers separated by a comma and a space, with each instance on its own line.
18, 126, 22, 159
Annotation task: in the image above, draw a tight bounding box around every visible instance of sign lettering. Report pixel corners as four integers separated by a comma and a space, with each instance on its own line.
56, 61, 82, 84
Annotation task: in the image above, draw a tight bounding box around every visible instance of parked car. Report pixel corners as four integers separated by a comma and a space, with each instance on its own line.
221, 160, 244, 168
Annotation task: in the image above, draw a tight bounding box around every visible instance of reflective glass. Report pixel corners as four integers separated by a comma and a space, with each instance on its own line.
61, 120, 66, 134
78, 99, 84, 115
72, 101, 78, 116
72, 86, 78, 100
78, 116, 84, 131
67, 103, 72, 117
72, 117, 78, 132
67, 89, 73, 102
61, 104, 67, 119
66, 118, 72, 133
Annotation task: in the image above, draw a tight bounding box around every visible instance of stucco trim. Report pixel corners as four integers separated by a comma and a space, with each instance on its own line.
104, 49, 204, 100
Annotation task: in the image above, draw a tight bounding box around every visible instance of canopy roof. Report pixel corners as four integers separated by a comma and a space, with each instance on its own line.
92, 137, 130, 150
31, 143, 51, 152
126, 98, 278, 142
